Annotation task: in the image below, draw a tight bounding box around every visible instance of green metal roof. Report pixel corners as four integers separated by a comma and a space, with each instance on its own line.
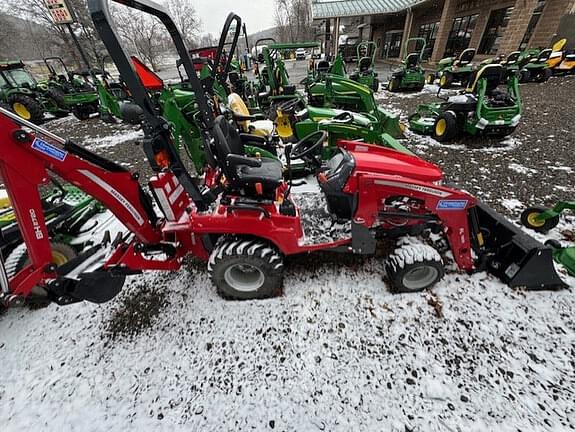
312, 0, 426, 19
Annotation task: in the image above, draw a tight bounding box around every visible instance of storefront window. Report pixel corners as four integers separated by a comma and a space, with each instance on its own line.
519, 0, 547, 50
417, 22, 440, 59
479, 7, 514, 55
382, 31, 403, 58
444, 14, 478, 57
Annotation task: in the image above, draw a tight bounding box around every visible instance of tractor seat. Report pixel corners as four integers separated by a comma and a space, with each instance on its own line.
404, 53, 419, 69
228, 93, 274, 138
316, 60, 330, 73
213, 116, 283, 195
536, 49, 552, 62
458, 48, 476, 66
503, 51, 521, 65
358, 57, 372, 73
466, 64, 504, 95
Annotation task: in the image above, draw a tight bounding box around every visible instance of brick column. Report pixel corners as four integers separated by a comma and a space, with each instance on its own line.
430, 0, 457, 63
469, 11, 489, 50
399, 9, 414, 58
497, 0, 538, 54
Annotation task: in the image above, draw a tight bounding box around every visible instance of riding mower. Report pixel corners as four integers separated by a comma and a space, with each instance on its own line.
348, 41, 379, 91
0, 60, 68, 124
427, 48, 476, 88
39, 57, 101, 121
521, 202, 575, 276
0, 0, 563, 309
546, 38, 575, 75
387, 38, 427, 92
410, 64, 522, 141
517, 48, 553, 83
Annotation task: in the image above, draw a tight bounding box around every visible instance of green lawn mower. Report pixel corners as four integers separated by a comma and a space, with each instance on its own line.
517, 48, 553, 83
387, 38, 427, 92
427, 48, 476, 88
410, 64, 522, 141
348, 41, 379, 91
40, 57, 101, 120
0, 60, 68, 124
521, 202, 575, 276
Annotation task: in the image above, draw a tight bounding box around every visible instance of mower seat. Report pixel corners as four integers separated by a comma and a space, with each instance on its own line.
456, 48, 476, 66
503, 51, 521, 66
228, 93, 274, 138
466, 64, 504, 94
316, 60, 330, 74
358, 57, 373, 73
404, 53, 419, 69
213, 116, 283, 195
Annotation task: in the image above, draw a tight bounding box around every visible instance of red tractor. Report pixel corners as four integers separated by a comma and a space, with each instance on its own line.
0, 0, 564, 308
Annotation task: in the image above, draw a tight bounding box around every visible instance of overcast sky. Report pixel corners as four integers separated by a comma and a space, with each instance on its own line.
192, 0, 276, 35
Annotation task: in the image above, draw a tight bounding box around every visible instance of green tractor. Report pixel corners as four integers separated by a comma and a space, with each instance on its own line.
409, 64, 522, 141
387, 38, 427, 92
40, 57, 101, 120
0, 60, 68, 124
520, 202, 575, 276
517, 48, 553, 83
348, 41, 379, 91
427, 48, 476, 88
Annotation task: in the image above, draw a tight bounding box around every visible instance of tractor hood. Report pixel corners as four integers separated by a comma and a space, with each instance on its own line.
339, 140, 443, 183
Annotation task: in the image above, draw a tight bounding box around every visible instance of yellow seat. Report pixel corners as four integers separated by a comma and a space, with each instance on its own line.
0, 189, 10, 209
227, 93, 274, 138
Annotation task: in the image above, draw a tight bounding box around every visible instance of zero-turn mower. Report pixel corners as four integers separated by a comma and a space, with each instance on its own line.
427, 48, 476, 88
521, 202, 575, 276
348, 41, 379, 91
409, 64, 522, 141
387, 38, 427, 92
0, 0, 564, 309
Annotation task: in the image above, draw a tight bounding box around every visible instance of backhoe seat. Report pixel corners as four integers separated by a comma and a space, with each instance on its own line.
212, 116, 283, 195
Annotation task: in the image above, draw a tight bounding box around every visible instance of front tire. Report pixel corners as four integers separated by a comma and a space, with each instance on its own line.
7, 94, 45, 124
209, 238, 284, 300
386, 243, 444, 293
426, 73, 435, 85
520, 206, 560, 232
433, 111, 458, 142
439, 72, 453, 88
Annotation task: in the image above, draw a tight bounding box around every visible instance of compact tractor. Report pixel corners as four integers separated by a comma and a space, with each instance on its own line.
40, 57, 101, 120
427, 48, 477, 88
409, 64, 522, 141
0, 60, 68, 124
0, 0, 563, 309
387, 38, 427, 92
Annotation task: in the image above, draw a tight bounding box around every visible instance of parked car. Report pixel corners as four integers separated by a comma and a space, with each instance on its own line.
296, 48, 307, 60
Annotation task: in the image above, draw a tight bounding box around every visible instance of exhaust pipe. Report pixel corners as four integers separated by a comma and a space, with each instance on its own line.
473, 202, 566, 290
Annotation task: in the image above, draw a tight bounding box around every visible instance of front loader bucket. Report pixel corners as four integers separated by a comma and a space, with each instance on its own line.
474, 202, 566, 290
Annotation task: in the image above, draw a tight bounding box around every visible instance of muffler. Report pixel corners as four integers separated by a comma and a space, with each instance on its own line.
474, 202, 566, 290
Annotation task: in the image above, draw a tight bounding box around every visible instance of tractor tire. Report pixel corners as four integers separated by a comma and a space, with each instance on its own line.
439, 72, 453, 88
519, 70, 531, 83
433, 111, 459, 142
387, 77, 401, 92
520, 206, 560, 233
72, 107, 91, 121
538, 68, 552, 82
426, 73, 435, 85
7, 94, 45, 124
4, 242, 78, 307
119, 102, 144, 125
385, 242, 444, 293
45, 87, 67, 110
208, 237, 284, 300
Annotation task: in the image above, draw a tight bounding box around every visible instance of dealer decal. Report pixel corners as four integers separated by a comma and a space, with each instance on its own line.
31, 138, 67, 162
437, 200, 468, 210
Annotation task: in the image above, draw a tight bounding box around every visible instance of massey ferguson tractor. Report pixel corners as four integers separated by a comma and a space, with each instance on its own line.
0, 0, 564, 308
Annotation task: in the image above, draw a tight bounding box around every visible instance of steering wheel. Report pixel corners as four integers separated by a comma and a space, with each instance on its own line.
278, 97, 301, 115
290, 131, 327, 168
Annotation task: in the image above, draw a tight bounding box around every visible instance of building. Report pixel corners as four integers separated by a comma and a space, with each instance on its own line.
311, 0, 575, 63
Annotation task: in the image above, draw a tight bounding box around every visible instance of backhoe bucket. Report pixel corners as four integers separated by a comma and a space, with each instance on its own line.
475, 202, 566, 290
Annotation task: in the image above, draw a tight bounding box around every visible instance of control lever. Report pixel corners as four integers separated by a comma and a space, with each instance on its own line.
279, 144, 296, 216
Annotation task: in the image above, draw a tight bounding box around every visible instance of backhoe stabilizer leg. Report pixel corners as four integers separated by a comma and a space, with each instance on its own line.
474, 202, 566, 290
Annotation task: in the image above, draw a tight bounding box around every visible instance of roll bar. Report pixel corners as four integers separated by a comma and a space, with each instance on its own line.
212, 12, 242, 88
88, 0, 213, 211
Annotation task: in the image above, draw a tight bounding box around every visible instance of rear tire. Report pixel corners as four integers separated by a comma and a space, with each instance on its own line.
45, 88, 67, 110
538, 68, 552, 82
7, 94, 44, 124
209, 237, 284, 300
426, 73, 435, 85
386, 243, 444, 293
433, 111, 458, 142
520, 206, 560, 232
387, 77, 401, 92
519, 69, 531, 83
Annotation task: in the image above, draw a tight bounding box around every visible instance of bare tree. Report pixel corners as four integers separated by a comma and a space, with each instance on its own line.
0, 15, 17, 58
166, 0, 201, 49
274, 0, 313, 43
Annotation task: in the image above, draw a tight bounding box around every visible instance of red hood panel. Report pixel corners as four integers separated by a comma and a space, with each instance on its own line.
342, 141, 443, 183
